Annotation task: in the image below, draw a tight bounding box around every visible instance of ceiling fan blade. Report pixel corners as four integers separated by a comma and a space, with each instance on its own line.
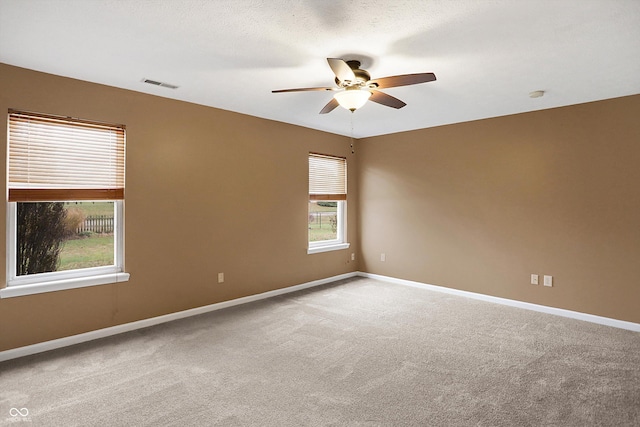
319, 98, 339, 114
327, 58, 356, 84
369, 90, 407, 109
369, 73, 436, 89
272, 87, 337, 93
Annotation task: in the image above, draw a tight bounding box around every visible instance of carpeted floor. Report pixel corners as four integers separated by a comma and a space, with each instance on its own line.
1, 277, 639, 426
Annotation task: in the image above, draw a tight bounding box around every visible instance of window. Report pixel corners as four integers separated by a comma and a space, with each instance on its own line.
308, 153, 349, 254
1, 110, 129, 298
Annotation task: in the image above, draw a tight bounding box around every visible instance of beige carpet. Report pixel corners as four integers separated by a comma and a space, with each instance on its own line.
1, 277, 639, 426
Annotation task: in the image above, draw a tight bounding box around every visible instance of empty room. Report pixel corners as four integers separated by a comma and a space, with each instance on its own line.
0, 1, 639, 426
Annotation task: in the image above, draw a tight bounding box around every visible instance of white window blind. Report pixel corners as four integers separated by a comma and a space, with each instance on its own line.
309, 153, 346, 201
8, 110, 125, 202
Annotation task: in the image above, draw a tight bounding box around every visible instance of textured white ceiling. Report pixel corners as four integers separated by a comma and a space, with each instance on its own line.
1, 0, 639, 138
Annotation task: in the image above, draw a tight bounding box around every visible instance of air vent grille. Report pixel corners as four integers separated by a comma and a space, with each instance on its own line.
142, 78, 179, 89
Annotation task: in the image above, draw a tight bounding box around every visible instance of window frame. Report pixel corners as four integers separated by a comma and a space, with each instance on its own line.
2, 200, 128, 298
1, 111, 129, 298
307, 199, 349, 254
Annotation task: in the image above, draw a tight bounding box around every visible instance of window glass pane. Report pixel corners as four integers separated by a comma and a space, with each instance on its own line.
16, 201, 115, 275
308, 201, 338, 242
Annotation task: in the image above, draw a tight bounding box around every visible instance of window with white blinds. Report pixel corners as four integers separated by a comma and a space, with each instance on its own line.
309, 153, 346, 200
7, 110, 125, 202
2, 110, 129, 298
307, 152, 349, 254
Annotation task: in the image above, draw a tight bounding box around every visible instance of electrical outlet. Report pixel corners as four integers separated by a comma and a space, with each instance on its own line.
544, 275, 553, 287
217, 272, 224, 283
351, 253, 355, 261
531, 274, 539, 285
380, 253, 386, 262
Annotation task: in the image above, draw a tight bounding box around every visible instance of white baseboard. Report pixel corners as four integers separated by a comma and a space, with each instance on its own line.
2, 270, 636, 363
0, 272, 358, 363
358, 272, 640, 332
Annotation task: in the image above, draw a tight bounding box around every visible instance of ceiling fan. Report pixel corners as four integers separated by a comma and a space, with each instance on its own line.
272, 58, 436, 114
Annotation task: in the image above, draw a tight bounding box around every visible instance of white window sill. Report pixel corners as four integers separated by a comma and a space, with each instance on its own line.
307, 242, 350, 254
0, 272, 130, 298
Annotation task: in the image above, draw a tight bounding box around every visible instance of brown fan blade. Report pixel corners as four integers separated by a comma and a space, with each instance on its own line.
327, 58, 356, 84
272, 87, 337, 93
369, 73, 436, 89
369, 90, 407, 109
319, 98, 339, 114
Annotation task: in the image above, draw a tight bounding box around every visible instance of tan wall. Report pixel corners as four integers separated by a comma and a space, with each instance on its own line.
1, 62, 637, 353
357, 94, 640, 323
0, 64, 359, 351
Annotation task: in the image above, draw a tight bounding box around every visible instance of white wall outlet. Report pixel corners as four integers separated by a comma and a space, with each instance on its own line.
217, 272, 224, 283
544, 275, 553, 287
351, 253, 355, 261
531, 274, 539, 285
380, 253, 386, 262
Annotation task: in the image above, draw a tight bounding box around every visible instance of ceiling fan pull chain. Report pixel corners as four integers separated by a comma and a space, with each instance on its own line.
350, 113, 355, 155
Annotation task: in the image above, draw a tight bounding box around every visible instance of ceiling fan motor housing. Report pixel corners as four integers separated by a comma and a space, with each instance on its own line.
335, 60, 371, 87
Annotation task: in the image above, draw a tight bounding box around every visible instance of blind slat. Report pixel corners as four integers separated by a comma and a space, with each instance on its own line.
9, 188, 124, 202
309, 194, 347, 201
8, 111, 125, 201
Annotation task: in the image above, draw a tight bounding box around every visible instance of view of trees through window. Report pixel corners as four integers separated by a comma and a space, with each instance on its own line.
308, 201, 338, 242
16, 201, 115, 275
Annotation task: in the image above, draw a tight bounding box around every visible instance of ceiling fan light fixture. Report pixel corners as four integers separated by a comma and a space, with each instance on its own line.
334, 88, 371, 112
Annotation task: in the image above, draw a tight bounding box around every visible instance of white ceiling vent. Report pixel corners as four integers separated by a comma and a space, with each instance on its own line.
142, 78, 179, 89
